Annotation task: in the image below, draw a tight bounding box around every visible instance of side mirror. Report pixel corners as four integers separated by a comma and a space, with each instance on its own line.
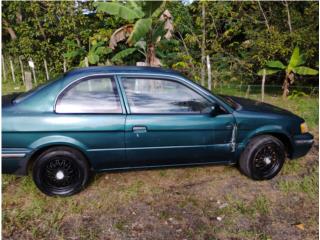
210, 103, 220, 116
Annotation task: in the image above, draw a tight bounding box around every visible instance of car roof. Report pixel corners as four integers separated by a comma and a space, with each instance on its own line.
64, 66, 184, 79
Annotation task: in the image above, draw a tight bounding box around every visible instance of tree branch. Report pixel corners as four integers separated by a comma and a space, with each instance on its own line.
284, 0, 292, 33
2, 18, 17, 40
201, 2, 206, 86
257, 1, 270, 32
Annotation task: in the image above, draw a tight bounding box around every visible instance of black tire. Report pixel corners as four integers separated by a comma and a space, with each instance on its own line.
239, 135, 285, 180
32, 146, 90, 196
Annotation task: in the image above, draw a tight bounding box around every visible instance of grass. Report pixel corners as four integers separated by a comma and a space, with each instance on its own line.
278, 165, 319, 200
253, 195, 270, 215
2, 80, 318, 239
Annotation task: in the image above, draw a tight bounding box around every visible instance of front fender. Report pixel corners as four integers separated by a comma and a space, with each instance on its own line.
234, 125, 293, 161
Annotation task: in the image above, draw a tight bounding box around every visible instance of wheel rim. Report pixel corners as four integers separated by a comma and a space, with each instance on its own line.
41, 157, 81, 194
253, 143, 282, 178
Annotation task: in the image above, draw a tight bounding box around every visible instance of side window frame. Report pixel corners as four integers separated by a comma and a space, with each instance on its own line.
118, 75, 215, 115
54, 74, 125, 114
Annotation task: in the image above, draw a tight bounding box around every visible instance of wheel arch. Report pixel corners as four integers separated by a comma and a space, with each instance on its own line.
242, 128, 293, 157
26, 142, 91, 173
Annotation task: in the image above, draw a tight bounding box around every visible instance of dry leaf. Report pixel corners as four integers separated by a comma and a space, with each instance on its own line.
109, 24, 133, 50
295, 223, 305, 230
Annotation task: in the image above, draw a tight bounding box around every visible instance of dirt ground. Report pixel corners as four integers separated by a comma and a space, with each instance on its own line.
2, 129, 318, 240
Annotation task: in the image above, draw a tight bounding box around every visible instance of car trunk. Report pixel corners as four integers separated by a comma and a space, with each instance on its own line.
2, 93, 21, 108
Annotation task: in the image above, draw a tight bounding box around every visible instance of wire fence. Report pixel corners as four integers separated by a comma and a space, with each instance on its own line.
214, 83, 319, 99
1, 55, 319, 100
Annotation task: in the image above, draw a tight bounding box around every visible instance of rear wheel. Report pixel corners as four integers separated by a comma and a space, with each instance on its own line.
32, 147, 90, 196
239, 135, 285, 180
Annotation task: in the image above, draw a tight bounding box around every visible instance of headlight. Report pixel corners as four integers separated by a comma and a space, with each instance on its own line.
300, 122, 309, 133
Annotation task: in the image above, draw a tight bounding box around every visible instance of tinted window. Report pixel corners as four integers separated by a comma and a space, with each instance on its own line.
122, 78, 212, 114
56, 77, 122, 113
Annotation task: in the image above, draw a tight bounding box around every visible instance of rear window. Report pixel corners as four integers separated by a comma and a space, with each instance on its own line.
55, 76, 122, 114
13, 75, 63, 104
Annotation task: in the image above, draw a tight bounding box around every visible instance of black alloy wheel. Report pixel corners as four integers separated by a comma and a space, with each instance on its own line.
239, 135, 286, 180
32, 147, 90, 196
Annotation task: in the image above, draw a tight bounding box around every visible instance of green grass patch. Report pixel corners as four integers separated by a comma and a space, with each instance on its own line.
114, 219, 127, 232
121, 180, 144, 200
278, 166, 318, 199
2, 175, 19, 190
253, 195, 270, 215
282, 160, 302, 175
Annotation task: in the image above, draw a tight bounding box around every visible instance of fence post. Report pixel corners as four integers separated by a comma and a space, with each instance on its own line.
24, 71, 33, 91
28, 59, 37, 84
206, 55, 212, 91
19, 56, 25, 85
261, 69, 266, 102
84, 57, 89, 67
9, 57, 16, 83
245, 85, 251, 98
44, 58, 49, 81
63, 59, 67, 73
2, 55, 7, 82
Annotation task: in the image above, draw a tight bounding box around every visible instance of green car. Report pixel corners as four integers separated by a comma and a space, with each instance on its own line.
2, 67, 313, 196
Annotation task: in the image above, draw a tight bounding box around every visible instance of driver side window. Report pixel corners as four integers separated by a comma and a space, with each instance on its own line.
122, 78, 212, 114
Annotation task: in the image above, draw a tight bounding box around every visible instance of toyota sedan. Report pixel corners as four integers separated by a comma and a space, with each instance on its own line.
2, 66, 314, 196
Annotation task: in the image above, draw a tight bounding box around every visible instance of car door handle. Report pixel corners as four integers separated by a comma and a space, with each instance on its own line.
132, 126, 147, 133
225, 123, 234, 129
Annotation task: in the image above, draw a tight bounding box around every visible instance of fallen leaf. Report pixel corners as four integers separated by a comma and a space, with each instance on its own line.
295, 223, 305, 230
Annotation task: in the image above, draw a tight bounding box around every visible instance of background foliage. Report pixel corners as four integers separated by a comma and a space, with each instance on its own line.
2, 1, 319, 88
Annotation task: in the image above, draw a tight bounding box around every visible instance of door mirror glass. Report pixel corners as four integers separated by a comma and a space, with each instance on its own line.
210, 103, 220, 116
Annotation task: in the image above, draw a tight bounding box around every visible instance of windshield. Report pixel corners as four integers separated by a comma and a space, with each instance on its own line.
215, 95, 238, 110
13, 75, 63, 103
191, 80, 236, 109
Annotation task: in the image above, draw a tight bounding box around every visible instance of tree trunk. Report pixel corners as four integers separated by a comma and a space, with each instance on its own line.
282, 72, 290, 99
3, 19, 17, 40
146, 43, 161, 67
200, 2, 206, 86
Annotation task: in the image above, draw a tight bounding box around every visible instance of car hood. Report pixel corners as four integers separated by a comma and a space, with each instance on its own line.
223, 95, 296, 116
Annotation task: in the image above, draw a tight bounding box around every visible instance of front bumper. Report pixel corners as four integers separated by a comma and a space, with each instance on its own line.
291, 133, 314, 159
2, 148, 31, 175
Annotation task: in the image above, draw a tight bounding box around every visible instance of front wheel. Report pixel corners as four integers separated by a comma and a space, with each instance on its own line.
32, 147, 90, 196
239, 135, 286, 180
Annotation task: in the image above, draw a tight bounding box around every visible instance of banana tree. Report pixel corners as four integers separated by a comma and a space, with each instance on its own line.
94, 1, 173, 67
258, 47, 318, 98
64, 40, 112, 67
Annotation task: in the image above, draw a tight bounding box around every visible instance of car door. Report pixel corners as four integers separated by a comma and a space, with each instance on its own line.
54, 75, 126, 171
118, 75, 235, 168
